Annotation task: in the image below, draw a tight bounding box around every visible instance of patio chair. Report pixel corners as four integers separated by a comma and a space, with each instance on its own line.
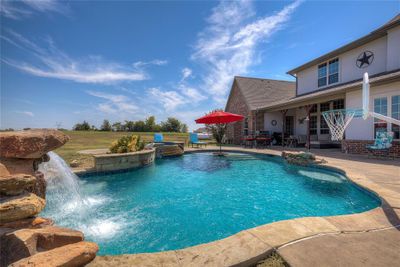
366, 131, 394, 158
154, 133, 164, 143
189, 133, 207, 148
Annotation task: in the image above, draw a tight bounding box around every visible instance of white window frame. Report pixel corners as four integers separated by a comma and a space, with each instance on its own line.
372, 95, 400, 141
317, 57, 340, 88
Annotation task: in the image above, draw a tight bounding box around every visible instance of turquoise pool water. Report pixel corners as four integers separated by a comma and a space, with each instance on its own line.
42, 152, 380, 255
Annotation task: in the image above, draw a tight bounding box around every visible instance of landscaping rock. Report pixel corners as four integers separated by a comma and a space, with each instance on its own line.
27, 171, 47, 199
282, 151, 323, 166
0, 129, 69, 159
0, 158, 36, 176
0, 192, 45, 223
9, 241, 98, 267
1, 226, 85, 265
70, 159, 80, 168
0, 217, 54, 230
0, 174, 36, 196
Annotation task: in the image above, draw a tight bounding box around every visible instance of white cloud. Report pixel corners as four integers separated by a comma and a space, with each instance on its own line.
86, 90, 138, 114
16, 111, 34, 117
1, 0, 68, 19
1, 31, 150, 84
192, 0, 301, 100
133, 59, 168, 69
148, 87, 186, 111
181, 67, 192, 81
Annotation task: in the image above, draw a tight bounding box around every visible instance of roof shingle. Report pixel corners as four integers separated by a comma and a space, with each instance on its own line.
232, 76, 296, 110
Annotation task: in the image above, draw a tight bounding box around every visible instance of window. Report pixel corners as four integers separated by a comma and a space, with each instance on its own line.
318, 63, 327, 87
374, 97, 387, 136
310, 115, 317, 135
318, 58, 339, 87
285, 116, 294, 136
328, 59, 339, 84
320, 102, 330, 112
392, 95, 400, 139
320, 115, 329, 134
333, 99, 345, 110
243, 117, 249, 136
310, 104, 317, 113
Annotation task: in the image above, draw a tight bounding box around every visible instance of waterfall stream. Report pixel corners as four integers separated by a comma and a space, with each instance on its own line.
39, 152, 86, 215
39, 152, 120, 240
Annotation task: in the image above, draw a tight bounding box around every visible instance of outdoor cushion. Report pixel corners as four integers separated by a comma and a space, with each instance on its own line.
154, 133, 164, 143
190, 133, 206, 144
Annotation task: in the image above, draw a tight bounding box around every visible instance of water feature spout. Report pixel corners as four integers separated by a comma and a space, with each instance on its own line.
39, 152, 86, 216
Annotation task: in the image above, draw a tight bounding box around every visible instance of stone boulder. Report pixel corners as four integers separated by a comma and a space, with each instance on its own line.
282, 152, 325, 166
0, 217, 53, 230
27, 171, 47, 199
1, 226, 84, 265
9, 241, 98, 267
0, 129, 69, 159
0, 174, 36, 196
0, 192, 45, 223
0, 158, 36, 176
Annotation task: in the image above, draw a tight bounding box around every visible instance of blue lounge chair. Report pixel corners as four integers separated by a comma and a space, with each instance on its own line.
189, 133, 207, 148
366, 131, 394, 158
154, 133, 164, 143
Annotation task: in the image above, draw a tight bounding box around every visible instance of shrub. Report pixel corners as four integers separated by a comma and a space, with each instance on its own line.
109, 134, 145, 153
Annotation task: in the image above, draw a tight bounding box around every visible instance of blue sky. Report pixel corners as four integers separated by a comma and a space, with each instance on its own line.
1, 0, 399, 130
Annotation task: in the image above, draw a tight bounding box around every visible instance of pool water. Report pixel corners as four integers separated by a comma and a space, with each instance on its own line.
41, 152, 380, 255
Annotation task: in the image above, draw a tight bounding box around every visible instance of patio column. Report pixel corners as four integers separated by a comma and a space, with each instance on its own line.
281, 109, 288, 147
305, 105, 313, 151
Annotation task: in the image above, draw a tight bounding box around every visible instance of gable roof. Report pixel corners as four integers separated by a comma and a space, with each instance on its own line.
226, 76, 296, 111
287, 13, 400, 75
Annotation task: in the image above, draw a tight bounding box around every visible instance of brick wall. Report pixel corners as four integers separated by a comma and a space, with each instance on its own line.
341, 139, 400, 158
225, 81, 250, 144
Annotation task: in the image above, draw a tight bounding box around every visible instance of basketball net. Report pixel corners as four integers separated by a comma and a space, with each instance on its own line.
322, 110, 357, 141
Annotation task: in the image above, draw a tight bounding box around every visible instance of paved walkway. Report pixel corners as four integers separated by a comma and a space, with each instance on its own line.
89, 146, 400, 267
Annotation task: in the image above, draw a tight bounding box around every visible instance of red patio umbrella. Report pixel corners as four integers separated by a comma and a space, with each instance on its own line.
195, 111, 244, 124
195, 111, 244, 153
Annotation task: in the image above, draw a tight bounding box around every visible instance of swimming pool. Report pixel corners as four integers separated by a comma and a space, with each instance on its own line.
41, 152, 380, 255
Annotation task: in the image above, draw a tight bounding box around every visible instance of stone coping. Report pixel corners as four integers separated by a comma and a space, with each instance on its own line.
92, 148, 155, 158
83, 148, 400, 267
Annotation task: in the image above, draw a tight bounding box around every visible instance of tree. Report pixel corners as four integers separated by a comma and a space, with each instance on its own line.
124, 120, 135, 132
100, 120, 112, 131
144, 116, 157, 132
160, 117, 183, 132
73, 121, 91, 131
181, 123, 188, 133
134, 120, 146, 132
112, 122, 124, 132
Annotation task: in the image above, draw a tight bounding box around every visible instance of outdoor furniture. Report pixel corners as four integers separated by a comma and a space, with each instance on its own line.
242, 135, 256, 148
189, 133, 207, 148
366, 131, 394, 158
296, 135, 307, 147
255, 135, 272, 148
154, 133, 164, 143
284, 135, 297, 148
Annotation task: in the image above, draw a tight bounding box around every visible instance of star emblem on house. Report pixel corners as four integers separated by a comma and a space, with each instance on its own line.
356, 51, 374, 68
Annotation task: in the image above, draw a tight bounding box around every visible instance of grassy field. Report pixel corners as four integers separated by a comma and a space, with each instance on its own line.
55, 130, 190, 166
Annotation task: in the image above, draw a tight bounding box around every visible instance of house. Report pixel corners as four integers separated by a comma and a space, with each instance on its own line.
225, 14, 400, 156
224, 77, 295, 144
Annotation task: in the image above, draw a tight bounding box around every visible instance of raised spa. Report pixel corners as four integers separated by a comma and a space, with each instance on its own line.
41, 152, 380, 255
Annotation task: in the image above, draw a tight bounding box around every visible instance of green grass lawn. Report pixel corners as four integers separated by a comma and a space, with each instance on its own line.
55, 130, 190, 166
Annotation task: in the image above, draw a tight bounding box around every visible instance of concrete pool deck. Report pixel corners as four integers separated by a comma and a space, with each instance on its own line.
87, 146, 400, 267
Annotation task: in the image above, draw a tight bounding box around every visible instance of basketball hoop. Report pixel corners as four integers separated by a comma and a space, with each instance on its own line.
322, 109, 363, 141
322, 72, 400, 141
